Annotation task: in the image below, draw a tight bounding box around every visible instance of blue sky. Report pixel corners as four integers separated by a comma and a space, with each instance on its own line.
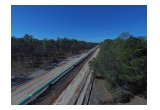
11, 5, 147, 42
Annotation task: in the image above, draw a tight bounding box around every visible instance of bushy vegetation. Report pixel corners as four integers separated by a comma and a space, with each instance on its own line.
89, 32, 147, 103
11, 34, 98, 68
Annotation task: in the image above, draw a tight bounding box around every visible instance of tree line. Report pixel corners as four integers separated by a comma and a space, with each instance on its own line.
89, 32, 147, 103
11, 34, 98, 67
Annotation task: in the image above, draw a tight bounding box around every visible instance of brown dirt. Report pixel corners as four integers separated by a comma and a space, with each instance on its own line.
89, 78, 114, 105
11, 61, 41, 77
89, 78, 147, 105
119, 96, 147, 105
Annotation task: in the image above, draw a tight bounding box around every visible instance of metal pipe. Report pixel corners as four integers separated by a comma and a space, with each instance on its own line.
17, 46, 98, 105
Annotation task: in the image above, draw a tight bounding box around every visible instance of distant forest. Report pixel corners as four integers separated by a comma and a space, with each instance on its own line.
11, 34, 98, 69
89, 32, 147, 103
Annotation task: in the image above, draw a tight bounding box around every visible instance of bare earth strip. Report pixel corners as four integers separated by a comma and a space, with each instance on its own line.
11, 52, 88, 105
52, 48, 99, 105
89, 79, 114, 105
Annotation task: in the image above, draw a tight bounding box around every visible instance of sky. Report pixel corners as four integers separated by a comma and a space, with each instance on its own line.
11, 5, 147, 42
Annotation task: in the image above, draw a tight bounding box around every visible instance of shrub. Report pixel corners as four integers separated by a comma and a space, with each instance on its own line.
89, 33, 147, 103
113, 87, 133, 103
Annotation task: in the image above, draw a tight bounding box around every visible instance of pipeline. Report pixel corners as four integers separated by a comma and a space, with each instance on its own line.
17, 46, 98, 105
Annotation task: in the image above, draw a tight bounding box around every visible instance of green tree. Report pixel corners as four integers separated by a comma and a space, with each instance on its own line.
118, 37, 147, 93
89, 33, 147, 103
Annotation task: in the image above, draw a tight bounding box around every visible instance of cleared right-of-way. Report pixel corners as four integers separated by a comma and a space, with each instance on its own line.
52, 48, 99, 105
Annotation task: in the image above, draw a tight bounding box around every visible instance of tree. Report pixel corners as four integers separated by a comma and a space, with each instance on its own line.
12, 34, 98, 69
118, 37, 147, 93
89, 33, 147, 102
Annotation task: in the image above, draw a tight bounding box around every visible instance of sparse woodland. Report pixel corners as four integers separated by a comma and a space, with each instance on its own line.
11, 33, 147, 103
11, 34, 97, 76
89, 32, 147, 103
